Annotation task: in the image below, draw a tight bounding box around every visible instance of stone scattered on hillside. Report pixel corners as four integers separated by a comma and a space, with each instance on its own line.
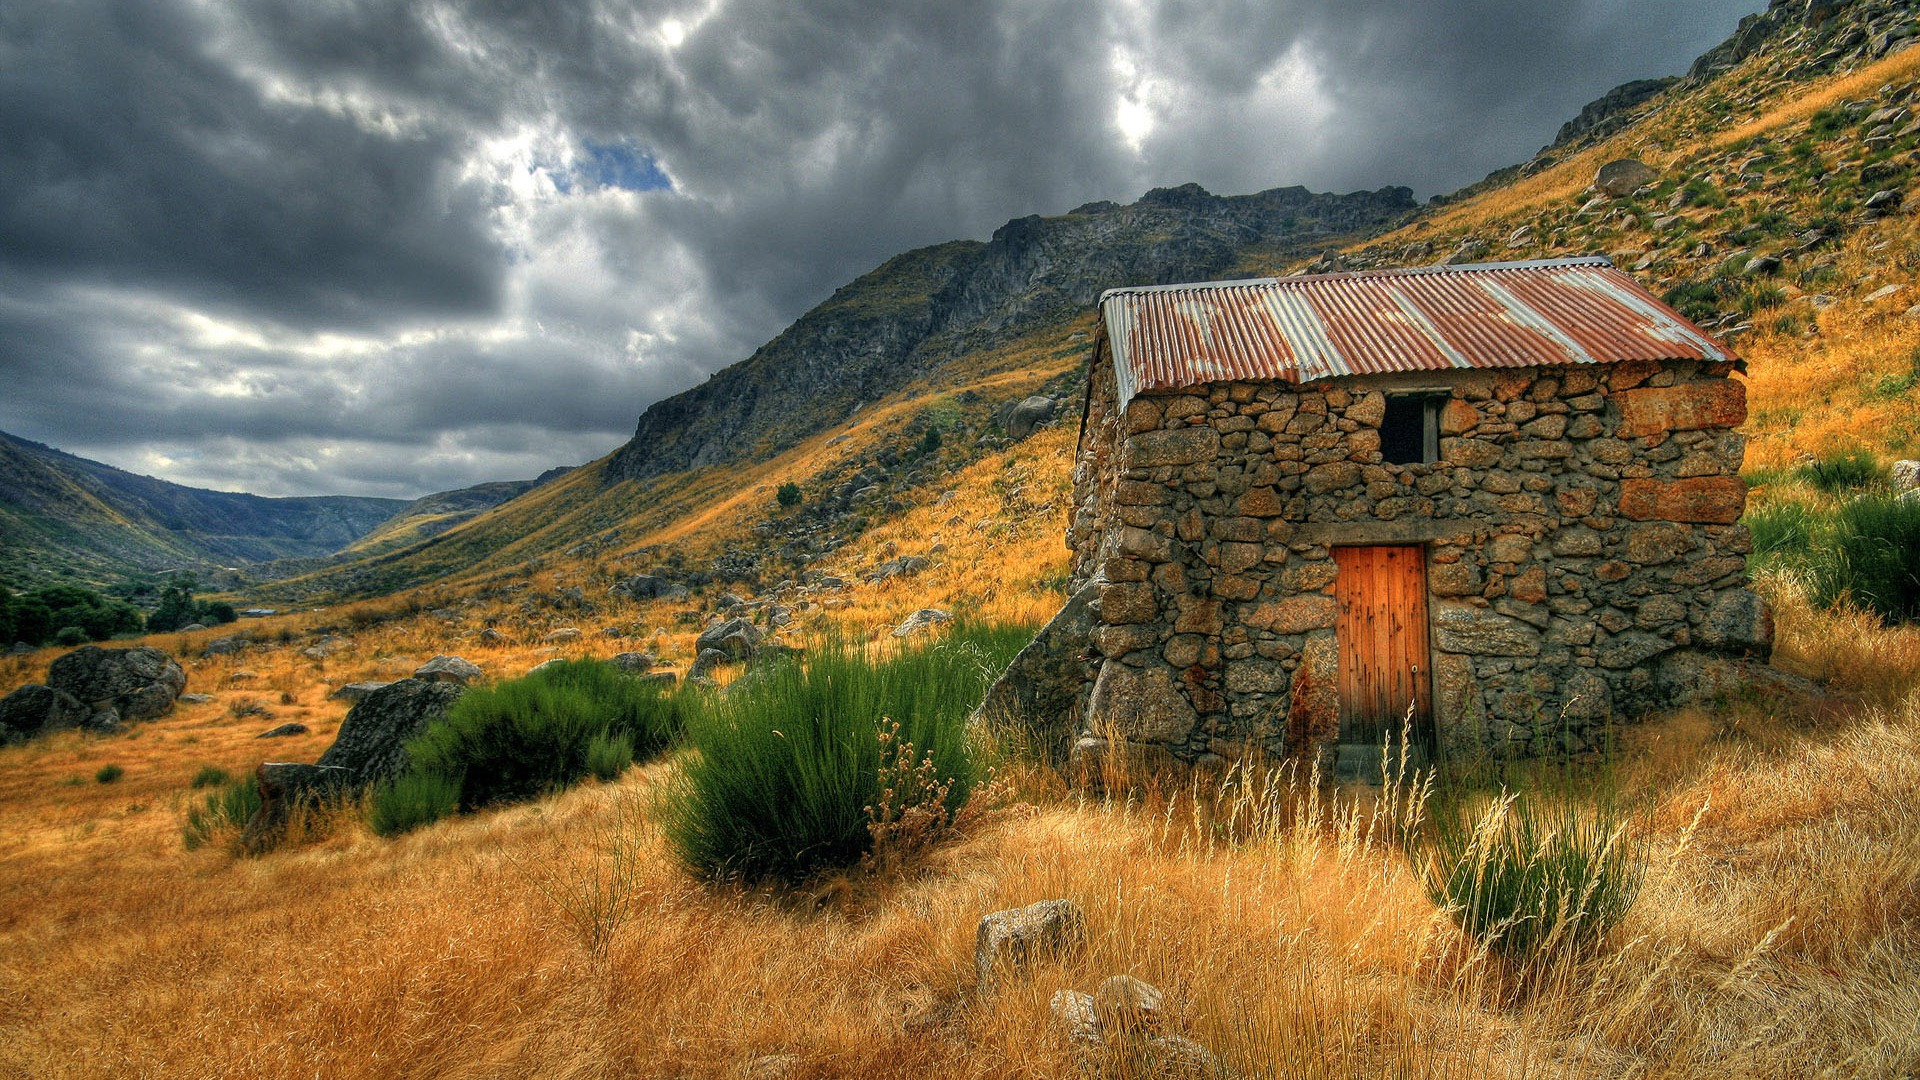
609, 574, 691, 602
542, 628, 582, 643
528, 659, 563, 675
1743, 254, 1782, 276
1594, 158, 1658, 197
892, 608, 953, 638
240, 762, 356, 855
413, 655, 483, 685
328, 681, 392, 703
866, 555, 930, 582
203, 637, 246, 656
975, 899, 1087, 992
1094, 975, 1166, 1035
478, 627, 503, 644
44, 645, 186, 731
1892, 460, 1920, 490
0, 684, 87, 742
302, 635, 349, 660
178, 693, 214, 704
316, 678, 464, 785
256, 722, 309, 739
687, 648, 729, 686
999, 395, 1057, 439
610, 652, 657, 674
1050, 991, 1102, 1044
696, 617, 762, 660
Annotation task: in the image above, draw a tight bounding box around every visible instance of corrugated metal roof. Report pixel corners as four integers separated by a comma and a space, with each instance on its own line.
1099, 257, 1735, 409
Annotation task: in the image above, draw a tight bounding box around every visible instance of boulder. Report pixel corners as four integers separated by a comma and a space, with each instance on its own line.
696, 617, 762, 660
687, 648, 730, 684
413, 655, 483, 685
316, 678, 464, 785
891, 608, 954, 638
1050, 990, 1103, 1044
239, 763, 356, 855
610, 652, 657, 674
999, 395, 1057, 439
1094, 975, 1165, 1036
1594, 158, 1658, 197
203, 636, 246, 656
256, 722, 310, 739
542, 627, 583, 643
971, 581, 1098, 766
865, 555, 930, 583
975, 899, 1087, 992
328, 681, 393, 703
44, 645, 186, 727
0, 684, 87, 741
1893, 460, 1920, 491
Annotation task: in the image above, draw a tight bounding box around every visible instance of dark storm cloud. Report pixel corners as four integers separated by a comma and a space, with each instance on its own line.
0, 0, 1759, 497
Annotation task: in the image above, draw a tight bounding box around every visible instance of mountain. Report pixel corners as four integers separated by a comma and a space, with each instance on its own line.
255, 0, 1920, 604
0, 431, 553, 590
0, 430, 406, 587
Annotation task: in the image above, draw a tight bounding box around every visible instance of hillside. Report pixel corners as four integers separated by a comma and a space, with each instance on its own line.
0, 430, 405, 588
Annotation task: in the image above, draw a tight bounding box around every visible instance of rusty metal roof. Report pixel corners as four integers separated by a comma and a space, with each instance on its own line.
1099, 257, 1735, 409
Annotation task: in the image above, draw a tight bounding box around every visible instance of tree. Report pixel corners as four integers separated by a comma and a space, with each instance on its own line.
147, 575, 201, 633
918, 426, 942, 456
776, 482, 802, 509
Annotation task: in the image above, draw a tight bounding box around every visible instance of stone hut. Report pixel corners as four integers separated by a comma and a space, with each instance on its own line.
1034, 256, 1771, 778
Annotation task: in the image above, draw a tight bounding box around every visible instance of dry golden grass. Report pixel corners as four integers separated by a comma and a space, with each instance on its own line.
4, 564, 1919, 1077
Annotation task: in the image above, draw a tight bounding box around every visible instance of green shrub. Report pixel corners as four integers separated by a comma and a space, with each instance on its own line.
399, 659, 686, 813
1746, 500, 1816, 559
54, 626, 89, 647
659, 623, 1031, 884
586, 730, 635, 782
1808, 495, 1920, 624
182, 779, 262, 850
1422, 794, 1644, 961
190, 765, 232, 789
369, 772, 461, 837
95, 764, 124, 784
1800, 446, 1884, 493
776, 482, 802, 509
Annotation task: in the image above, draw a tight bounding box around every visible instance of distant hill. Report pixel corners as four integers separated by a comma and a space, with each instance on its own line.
0, 431, 552, 589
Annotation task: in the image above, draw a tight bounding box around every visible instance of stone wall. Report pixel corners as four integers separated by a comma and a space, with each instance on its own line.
1067, 355, 1771, 771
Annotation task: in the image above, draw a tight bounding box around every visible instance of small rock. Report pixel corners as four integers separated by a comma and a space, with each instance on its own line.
328, 681, 393, 703
999, 395, 1057, 439
413, 655, 483, 685
975, 899, 1087, 992
687, 648, 730, 684
1743, 255, 1782, 276
1891, 460, 1920, 491
178, 693, 215, 704
892, 608, 954, 638
529, 658, 563, 675
609, 652, 657, 674
256, 722, 310, 739
1594, 158, 1658, 198
478, 627, 503, 644
542, 627, 582, 643
865, 555, 930, 583
1865, 283, 1908, 302
1050, 990, 1102, 1044
695, 617, 762, 660
1094, 974, 1166, 1036
204, 637, 246, 656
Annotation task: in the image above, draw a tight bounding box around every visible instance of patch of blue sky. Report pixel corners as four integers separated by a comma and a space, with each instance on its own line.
577, 140, 673, 193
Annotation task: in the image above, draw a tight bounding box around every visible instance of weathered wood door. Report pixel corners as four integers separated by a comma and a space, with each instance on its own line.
1332, 546, 1433, 774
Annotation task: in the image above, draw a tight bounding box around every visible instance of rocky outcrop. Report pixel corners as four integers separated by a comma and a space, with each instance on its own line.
975, 899, 1087, 992
412, 655, 483, 685
971, 581, 1100, 766
891, 608, 953, 638
1595, 159, 1659, 198
1552, 78, 1677, 149
316, 678, 464, 785
1, 646, 187, 740
696, 618, 762, 660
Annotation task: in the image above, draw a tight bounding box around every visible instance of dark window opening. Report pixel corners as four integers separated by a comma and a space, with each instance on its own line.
1380, 393, 1443, 465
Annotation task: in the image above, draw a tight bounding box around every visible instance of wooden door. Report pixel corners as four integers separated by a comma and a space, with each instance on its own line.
1332, 546, 1433, 764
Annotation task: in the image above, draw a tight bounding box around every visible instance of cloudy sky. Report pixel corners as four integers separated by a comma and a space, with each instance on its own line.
0, 0, 1760, 499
